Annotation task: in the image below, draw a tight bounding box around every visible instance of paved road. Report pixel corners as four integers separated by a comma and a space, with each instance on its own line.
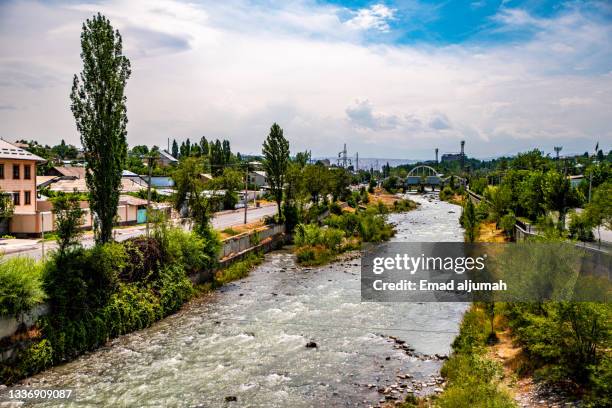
1, 204, 278, 260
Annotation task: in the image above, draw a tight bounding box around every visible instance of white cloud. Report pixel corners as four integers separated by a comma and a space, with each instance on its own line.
345, 4, 395, 32
0, 0, 610, 159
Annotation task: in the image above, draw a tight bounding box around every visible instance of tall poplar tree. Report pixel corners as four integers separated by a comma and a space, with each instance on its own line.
172, 139, 179, 159
70, 13, 130, 244
262, 123, 290, 218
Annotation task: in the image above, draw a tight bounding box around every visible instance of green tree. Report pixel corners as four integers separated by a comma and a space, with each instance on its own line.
543, 171, 581, 232
586, 181, 612, 244
171, 139, 179, 159
262, 123, 290, 217
200, 136, 209, 156
51, 194, 85, 254
0, 190, 15, 228
461, 199, 478, 243
70, 13, 130, 244
173, 157, 215, 235
294, 151, 310, 168
303, 164, 329, 204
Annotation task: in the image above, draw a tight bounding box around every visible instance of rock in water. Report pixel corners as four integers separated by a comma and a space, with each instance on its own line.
305, 341, 318, 348
225, 396, 237, 402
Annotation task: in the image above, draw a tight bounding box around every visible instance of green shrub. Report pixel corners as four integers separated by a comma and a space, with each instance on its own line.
221, 227, 239, 236
439, 186, 454, 201
437, 306, 515, 408
215, 252, 264, 285
121, 237, 164, 282
499, 212, 516, 239
0, 256, 45, 317
165, 228, 216, 274
328, 201, 342, 215
154, 264, 194, 314
568, 211, 594, 242
392, 199, 416, 212
283, 202, 300, 233
295, 245, 333, 266
43, 245, 122, 320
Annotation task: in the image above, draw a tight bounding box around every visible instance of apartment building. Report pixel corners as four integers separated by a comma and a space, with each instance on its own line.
0, 139, 45, 215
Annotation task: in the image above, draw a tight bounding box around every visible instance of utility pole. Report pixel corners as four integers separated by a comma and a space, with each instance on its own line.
146, 154, 154, 238
244, 163, 249, 224
40, 212, 45, 260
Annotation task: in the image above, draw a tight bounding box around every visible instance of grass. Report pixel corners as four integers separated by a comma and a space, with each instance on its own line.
433, 305, 516, 408
221, 227, 240, 237
215, 252, 264, 285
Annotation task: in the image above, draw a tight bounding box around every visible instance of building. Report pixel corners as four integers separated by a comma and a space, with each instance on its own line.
568, 175, 585, 189
0, 139, 46, 216
248, 170, 268, 188
441, 153, 463, 163
46, 166, 86, 179
155, 150, 178, 167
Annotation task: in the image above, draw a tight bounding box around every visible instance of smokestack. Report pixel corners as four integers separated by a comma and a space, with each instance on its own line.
435, 148, 439, 164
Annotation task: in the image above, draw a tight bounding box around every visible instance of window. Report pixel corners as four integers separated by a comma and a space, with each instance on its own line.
0, 164, 4, 179
13, 191, 20, 206
13, 164, 19, 179
24, 165, 31, 180
24, 191, 31, 205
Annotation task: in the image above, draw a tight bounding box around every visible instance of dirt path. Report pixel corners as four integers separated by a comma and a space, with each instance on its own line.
490, 329, 577, 407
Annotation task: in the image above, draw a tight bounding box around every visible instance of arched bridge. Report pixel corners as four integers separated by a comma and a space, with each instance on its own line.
405, 165, 443, 186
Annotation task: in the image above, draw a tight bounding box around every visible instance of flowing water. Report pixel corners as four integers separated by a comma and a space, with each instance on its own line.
12, 193, 467, 407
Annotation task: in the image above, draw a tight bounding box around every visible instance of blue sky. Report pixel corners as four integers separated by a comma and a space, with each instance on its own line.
325, 0, 612, 45
0, 0, 611, 159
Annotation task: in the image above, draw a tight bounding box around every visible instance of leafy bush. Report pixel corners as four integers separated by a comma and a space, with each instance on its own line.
568, 211, 594, 242
43, 244, 123, 320
437, 306, 515, 408
283, 202, 300, 233
499, 212, 516, 239
153, 264, 194, 314
358, 213, 394, 242
505, 301, 611, 399
215, 252, 264, 285
295, 245, 333, 266
392, 199, 417, 212
165, 228, 214, 274
121, 237, 163, 282
328, 201, 343, 215
439, 186, 454, 201
0, 257, 45, 317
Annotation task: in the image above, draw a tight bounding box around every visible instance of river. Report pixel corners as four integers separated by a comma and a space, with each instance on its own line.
12, 192, 467, 407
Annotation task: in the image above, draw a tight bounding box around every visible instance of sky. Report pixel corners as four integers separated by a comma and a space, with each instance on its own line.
0, 0, 611, 160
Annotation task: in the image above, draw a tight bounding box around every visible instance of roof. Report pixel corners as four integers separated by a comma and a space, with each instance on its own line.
158, 150, 178, 162
200, 173, 214, 180
119, 195, 149, 206
250, 170, 267, 177
149, 176, 175, 188
36, 176, 61, 188
122, 170, 139, 177
568, 175, 584, 179
51, 166, 86, 178
0, 139, 46, 162
45, 176, 148, 193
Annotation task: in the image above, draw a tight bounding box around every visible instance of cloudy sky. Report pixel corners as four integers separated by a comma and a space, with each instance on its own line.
0, 0, 611, 159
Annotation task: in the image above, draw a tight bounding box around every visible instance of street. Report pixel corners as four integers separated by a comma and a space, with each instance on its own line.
0, 204, 278, 260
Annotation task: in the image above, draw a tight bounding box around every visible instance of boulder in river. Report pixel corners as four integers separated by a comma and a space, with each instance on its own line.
225, 396, 237, 402
305, 341, 318, 348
